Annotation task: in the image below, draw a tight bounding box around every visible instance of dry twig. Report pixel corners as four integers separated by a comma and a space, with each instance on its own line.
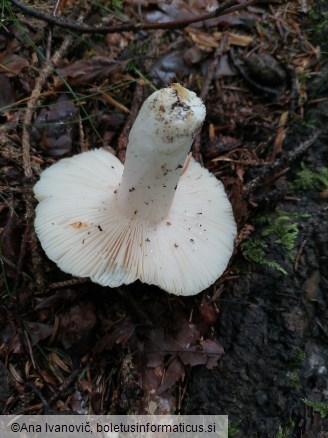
243, 129, 323, 196
11, 0, 261, 34
22, 35, 74, 178
45, 0, 62, 60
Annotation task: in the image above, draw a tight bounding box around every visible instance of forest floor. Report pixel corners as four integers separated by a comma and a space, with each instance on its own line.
0, 1, 327, 437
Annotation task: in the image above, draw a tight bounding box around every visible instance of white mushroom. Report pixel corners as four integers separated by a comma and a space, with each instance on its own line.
34, 84, 236, 296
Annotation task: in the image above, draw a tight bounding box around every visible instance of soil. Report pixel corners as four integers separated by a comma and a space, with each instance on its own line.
0, 1, 328, 438
185, 96, 328, 437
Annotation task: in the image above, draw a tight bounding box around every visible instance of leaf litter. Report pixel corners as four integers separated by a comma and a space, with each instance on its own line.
0, 0, 327, 434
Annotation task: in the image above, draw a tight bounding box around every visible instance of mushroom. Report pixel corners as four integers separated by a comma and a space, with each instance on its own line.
34, 84, 236, 296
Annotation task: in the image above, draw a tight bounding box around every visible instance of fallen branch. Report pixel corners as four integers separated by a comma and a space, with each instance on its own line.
11, 0, 260, 34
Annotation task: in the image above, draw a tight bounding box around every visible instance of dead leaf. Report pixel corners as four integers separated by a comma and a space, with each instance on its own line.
34, 289, 80, 310
0, 74, 15, 115
39, 369, 57, 387
200, 303, 218, 327
49, 352, 71, 373
93, 318, 135, 354
243, 53, 287, 86
202, 339, 225, 369
30, 95, 79, 157
146, 0, 196, 23
152, 51, 191, 85
183, 47, 204, 65
157, 358, 185, 394
9, 363, 24, 383
78, 379, 92, 394
143, 319, 224, 376
25, 322, 52, 346
214, 54, 237, 77
57, 56, 126, 85
60, 302, 97, 350
7, 332, 23, 355
0, 53, 29, 76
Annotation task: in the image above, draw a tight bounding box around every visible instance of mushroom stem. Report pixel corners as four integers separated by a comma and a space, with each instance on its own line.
117, 84, 206, 224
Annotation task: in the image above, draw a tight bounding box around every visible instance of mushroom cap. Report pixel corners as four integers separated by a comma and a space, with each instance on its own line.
34, 148, 236, 296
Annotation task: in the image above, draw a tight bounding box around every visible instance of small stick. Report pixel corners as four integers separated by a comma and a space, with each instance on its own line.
46, 0, 62, 60
78, 112, 88, 152
294, 239, 307, 271
10, 0, 261, 35
24, 382, 49, 409
46, 369, 82, 407
242, 130, 323, 196
22, 34, 74, 178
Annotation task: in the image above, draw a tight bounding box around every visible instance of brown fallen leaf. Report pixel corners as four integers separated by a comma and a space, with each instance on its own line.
93, 317, 136, 354
30, 95, 79, 157
49, 352, 71, 373
157, 358, 185, 394
34, 289, 80, 310
57, 56, 126, 85
152, 51, 191, 85
202, 339, 225, 369
7, 332, 24, 355
39, 369, 58, 387
243, 53, 287, 86
143, 319, 224, 374
200, 302, 218, 328
0, 53, 29, 76
60, 302, 97, 350
0, 74, 16, 116
25, 322, 53, 346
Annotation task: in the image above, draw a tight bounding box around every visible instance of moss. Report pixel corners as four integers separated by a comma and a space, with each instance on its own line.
242, 207, 307, 274
285, 347, 306, 391
307, 0, 328, 55
228, 420, 240, 438
289, 163, 328, 191
275, 421, 294, 438
303, 399, 328, 418
259, 209, 299, 258
241, 239, 287, 274
111, 0, 123, 10
288, 370, 301, 390
288, 347, 306, 369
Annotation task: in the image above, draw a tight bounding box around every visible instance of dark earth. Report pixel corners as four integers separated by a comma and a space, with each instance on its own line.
0, 1, 328, 437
